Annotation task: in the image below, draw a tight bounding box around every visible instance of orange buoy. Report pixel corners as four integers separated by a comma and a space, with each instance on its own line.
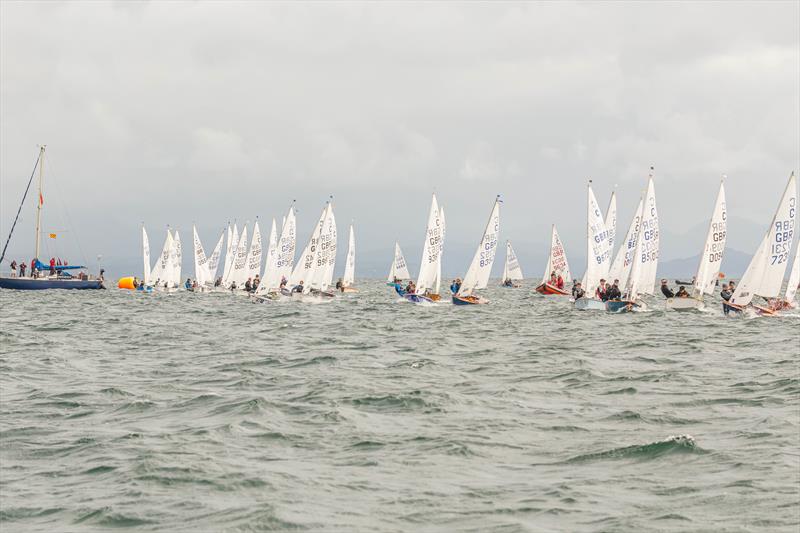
118, 276, 136, 290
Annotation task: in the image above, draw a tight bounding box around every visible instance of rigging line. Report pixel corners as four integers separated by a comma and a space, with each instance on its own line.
44, 152, 90, 267
0, 152, 41, 265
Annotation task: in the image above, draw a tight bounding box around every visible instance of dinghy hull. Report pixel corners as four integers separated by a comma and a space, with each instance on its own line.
535, 283, 569, 296
402, 293, 435, 304
452, 295, 487, 305
665, 297, 703, 311
606, 300, 640, 313
574, 298, 606, 311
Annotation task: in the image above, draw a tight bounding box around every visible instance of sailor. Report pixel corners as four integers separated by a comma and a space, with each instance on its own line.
549, 271, 558, 287
660, 279, 675, 298
244, 278, 253, 292
253, 275, 260, 291
596, 279, 608, 301
556, 274, 565, 290
606, 280, 622, 300
394, 280, 405, 296
49, 257, 56, 275
192, 280, 198, 290
230, 281, 237, 292
675, 285, 689, 298
336, 278, 344, 290
185, 278, 192, 290
405, 280, 416, 294
728, 281, 736, 294
572, 281, 585, 299
214, 277, 222, 287
503, 278, 513, 287
280, 276, 288, 290
9, 260, 16, 277
450, 278, 461, 294
291, 280, 304, 293
19, 262, 27, 277
720, 283, 733, 315
99, 269, 105, 282
133, 277, 140, 289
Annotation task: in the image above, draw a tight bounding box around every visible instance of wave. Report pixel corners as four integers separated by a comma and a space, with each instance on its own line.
564, 435, 702, 463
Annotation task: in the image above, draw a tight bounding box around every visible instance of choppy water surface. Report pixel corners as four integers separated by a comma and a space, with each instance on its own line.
1, 281, 798, 532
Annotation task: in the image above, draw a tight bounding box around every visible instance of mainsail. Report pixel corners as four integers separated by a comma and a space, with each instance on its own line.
731, 173, 797, 306
502, 240, 524, 281
609, 196, 643, 288
151, 228, 172, 286
207, 230, 225, 281
246, 221, 263, 282
316, 205, 337, 292
636, 175, 660, 295
692, 181, 727, 297
222, 223, 237, 284
229, 225, 249, 288
290, 204, 328, 286
458, 197, 501, 296
388, 242, 411, 281
605, 190, 617, 253
581, 183, 612, 295
171, 230, 182, 288
192, 225, 210, 286
343, 224, 355, 287
416, 194, 444, 295
274, 206, 297, 289
142, 225, 151, 285
541, 225, 571, 284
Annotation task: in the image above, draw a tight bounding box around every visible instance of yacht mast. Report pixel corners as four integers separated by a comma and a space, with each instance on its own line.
34, 145, 45, 260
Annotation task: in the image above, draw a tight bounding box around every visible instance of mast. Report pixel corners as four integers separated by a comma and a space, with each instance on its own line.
35, 145, 45, 260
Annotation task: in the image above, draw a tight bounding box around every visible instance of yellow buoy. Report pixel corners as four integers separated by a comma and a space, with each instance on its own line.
118, 276, 136, 290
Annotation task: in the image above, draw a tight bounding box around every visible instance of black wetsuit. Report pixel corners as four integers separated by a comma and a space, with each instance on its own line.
573, 287, 585, 299
661, 285, 675, 298
721, 289, 732, 315
606, 285, 621, 300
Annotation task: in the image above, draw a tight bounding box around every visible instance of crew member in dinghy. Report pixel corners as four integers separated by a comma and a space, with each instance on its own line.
503, 277, 514, 287
572, 281, 585, 299
244, 278, 253, 292
661, 279, 675, 298
549, 271, 564, 289
253, 275, 260, 291
19, 262, 27, 277
393, 280, 405, 296
280, 276, 288, 290
595, 279, 609, 301
405, 280, 417, 294
214, 277, 222, 287
450, 278, 461, 294
720, 283, 733, 315
291, 280, 304, 293
606, 280, 621, 300
184, 278, 192, 290
675, 286, 689, 298
336, 278, 344, 291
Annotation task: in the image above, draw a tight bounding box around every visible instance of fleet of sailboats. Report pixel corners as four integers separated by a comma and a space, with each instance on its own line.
8, 146, 791, 318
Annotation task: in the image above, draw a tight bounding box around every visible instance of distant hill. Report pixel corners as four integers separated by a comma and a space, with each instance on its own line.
657, 248, 751, 279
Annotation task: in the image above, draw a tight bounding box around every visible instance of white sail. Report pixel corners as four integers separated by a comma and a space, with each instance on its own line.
314, 205, 337, 292
458, 198, 501, 296
635, 175, 660, 295
692, 181, 727, 297
605, 191, 617, 253
206, 230, 225, 281
433, 206, 446, 294
502, 241, 524, 281
142, 225, 151, 285
229, 225, 249, 288
290, 204, 328, 286
222, 223, 236, 284
581, 183, 612, 295
785, 243, 800, 305
416, 194, 444, 294
151, 228, 171, 285
256, 218, 278, 293
343, 224, 355, 287
541, 225, 571, 284
246, 221, 263, 282
273, 206, 297, 290
192, 225, 210, 286
388, 242, 411, 281
171, 230, 182, 288
731, 173, 797, 306
609, 196, 644, 288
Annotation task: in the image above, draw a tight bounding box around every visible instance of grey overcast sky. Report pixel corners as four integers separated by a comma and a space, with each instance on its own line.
1, 1, 798, 277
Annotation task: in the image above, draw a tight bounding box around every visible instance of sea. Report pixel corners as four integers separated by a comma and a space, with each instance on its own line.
1, 281, 798, 532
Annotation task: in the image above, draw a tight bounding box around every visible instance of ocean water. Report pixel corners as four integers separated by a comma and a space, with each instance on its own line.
1, 281, 798, 532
